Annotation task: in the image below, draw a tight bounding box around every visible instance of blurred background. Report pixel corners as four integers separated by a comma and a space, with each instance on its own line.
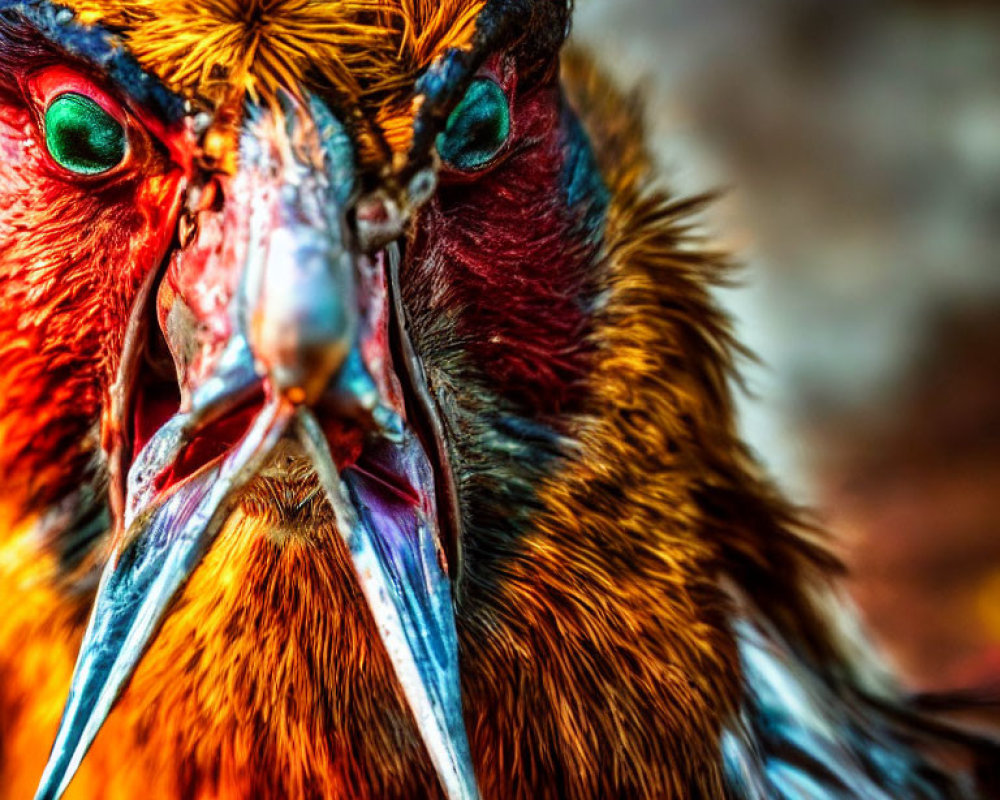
572, 0, 1000, 692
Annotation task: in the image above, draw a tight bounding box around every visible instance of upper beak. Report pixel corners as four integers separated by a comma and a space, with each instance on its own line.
35, 95, 478, 800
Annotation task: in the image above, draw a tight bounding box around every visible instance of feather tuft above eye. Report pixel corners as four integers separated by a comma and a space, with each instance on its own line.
56, 0, 487, 164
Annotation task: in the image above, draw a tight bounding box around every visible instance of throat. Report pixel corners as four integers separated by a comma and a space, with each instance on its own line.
101, 507, 440, 798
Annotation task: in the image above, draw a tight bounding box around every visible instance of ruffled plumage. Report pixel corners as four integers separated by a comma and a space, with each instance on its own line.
59, 0, 485, 159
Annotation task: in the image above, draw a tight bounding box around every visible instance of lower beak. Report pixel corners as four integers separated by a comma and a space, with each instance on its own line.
35, 97, 478, 800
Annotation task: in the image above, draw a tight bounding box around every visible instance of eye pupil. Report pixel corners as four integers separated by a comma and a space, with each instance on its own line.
436, 78, 510, 171
44, 93, 126, 175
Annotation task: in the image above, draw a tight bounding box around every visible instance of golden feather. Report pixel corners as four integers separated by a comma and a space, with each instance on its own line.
61, 0, 486, 162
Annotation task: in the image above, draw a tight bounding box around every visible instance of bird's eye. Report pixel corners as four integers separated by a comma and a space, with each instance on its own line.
44, 93, 127, 175
436, 78, 511, 171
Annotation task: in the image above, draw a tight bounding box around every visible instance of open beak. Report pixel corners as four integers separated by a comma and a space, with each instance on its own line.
35, 95, 478, 800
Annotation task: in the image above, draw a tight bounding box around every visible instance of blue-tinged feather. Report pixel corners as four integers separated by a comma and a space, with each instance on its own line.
725, 618, 980, 799
0, 0, 184, 121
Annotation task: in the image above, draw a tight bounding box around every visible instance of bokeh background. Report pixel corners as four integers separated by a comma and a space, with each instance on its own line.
572, 0, 1000, 692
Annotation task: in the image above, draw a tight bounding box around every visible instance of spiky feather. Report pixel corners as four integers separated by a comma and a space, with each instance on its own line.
59, 0, 485, 160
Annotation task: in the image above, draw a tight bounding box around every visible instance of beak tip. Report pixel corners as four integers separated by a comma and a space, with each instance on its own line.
33, 640, 120, 800
34, 403, 292, 800
34, 748, 77, 800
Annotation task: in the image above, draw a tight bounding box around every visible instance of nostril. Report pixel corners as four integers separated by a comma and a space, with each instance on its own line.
354, 191, 406, 252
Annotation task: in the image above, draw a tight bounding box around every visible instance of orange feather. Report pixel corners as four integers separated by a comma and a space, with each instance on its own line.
58, 0, 486, 162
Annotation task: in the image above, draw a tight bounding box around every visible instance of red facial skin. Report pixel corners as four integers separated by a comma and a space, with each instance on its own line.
406, 54, 600, 420
0, 62, 189, 516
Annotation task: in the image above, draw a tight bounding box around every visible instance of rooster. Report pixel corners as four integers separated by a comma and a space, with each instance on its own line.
0, 1, 995, 798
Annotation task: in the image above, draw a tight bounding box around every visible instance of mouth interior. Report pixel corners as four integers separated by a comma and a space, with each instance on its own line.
123, 251, 444, 535
351, 438, 421, 507
130, 313, 179, 459
129, 316, 267, 497
152, 394, 266, 494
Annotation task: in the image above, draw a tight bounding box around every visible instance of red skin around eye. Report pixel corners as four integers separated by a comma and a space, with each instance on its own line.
26, 65, 193, 175
27, 65, 127, 123
406, 54, 599, 419
0, 66, 191, 515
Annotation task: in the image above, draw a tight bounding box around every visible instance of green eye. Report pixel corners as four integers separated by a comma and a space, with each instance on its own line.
44, 93, 126, 175
436, 78, 511, 171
